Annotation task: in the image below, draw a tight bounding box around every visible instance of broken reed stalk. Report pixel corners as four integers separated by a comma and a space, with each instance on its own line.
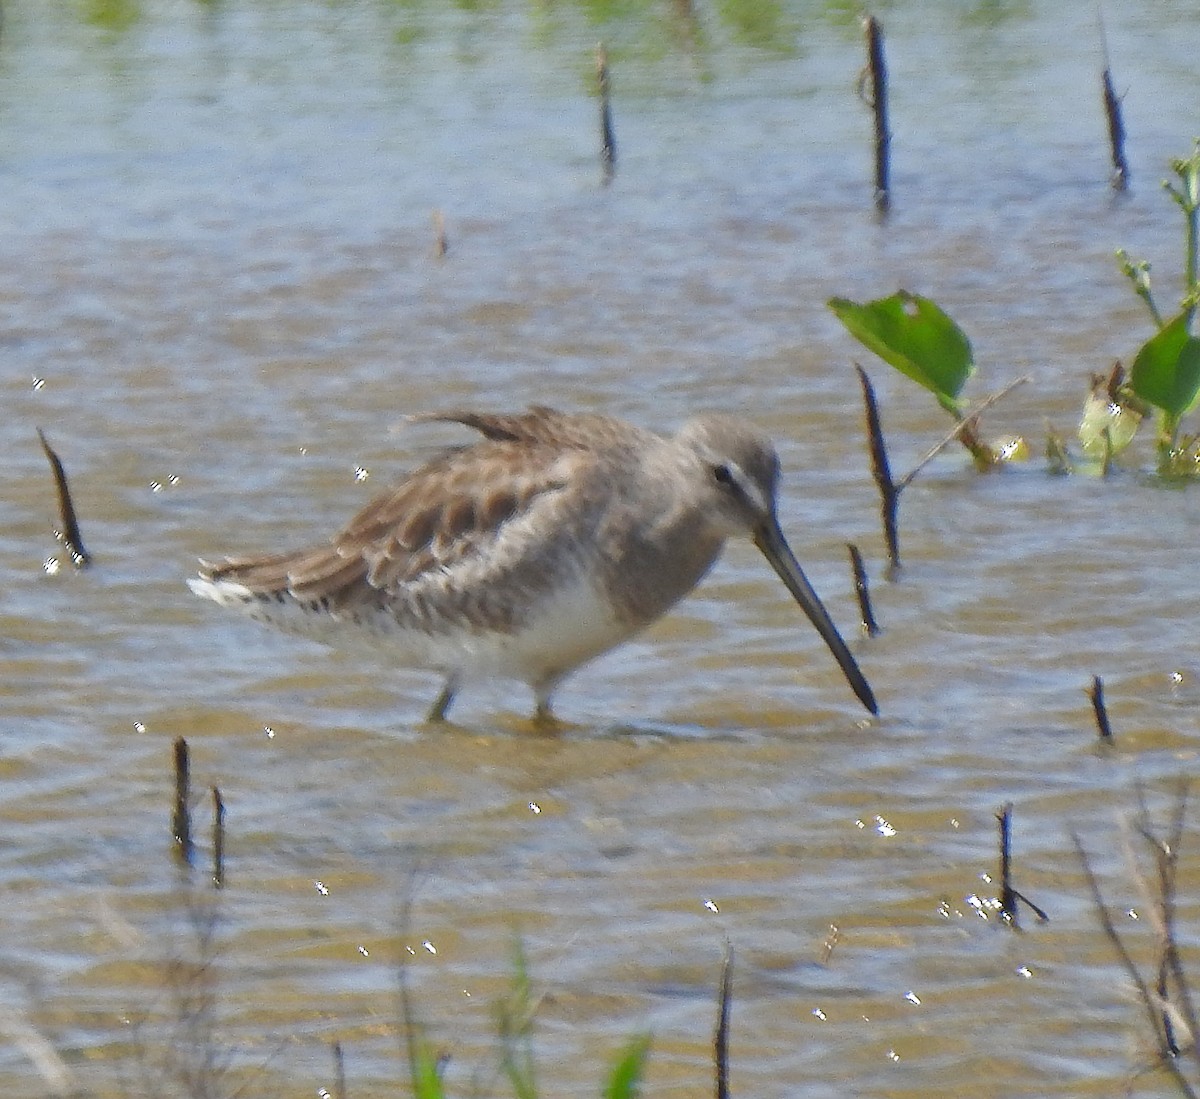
996, 803, 1049, 927
36, 428, 91, 567
173, 737, 193, 866
846, 543, 881, 637
1098, 13, 1129, 190
714, 942, 732, 1099
862, 15, 891, 214
596, 44, 616, 184
854, 365, 901, 571
1088, 675, 1114, 742
212, 787, 225, 888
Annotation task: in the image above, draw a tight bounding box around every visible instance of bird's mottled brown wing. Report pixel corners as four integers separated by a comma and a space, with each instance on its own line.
408, 405, 644, 451
199, 437, 583, 607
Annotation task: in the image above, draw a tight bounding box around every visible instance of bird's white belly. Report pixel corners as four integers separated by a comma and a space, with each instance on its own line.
189, 573, 633, 688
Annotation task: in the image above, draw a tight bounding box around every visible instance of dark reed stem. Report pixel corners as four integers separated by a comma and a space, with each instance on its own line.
1087, 675, 1114, 742
173, 738, 193, 866
211, 787, 225, 888
862, 15, 890, 213
854, 366, 900, 571
36, 428, 91, 567
997, 803, 1049, 928
1098, 13, 1129, 190
847, 543, 881, 637
597, 43, 616, 184
998, 802, 1016, 923
715, 942, 732, 1099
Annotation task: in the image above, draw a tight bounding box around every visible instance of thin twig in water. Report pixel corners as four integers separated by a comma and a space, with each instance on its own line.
895, 376, 1031, 492
37, 428, 91, 567
854, 365, 900, 570
1098, 10, 1129, 190
715, 941, 732, 1099
173, 738, 193, 866
847, 544, 881, 637
1088, 675, 1115, 742
861, 15, 891, 213
996, 803, 1049, 927
1075, 817, 1200, 1097
211, 787, 225, 889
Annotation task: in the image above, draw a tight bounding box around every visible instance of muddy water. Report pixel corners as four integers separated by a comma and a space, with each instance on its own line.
3, 2, 1200, 1095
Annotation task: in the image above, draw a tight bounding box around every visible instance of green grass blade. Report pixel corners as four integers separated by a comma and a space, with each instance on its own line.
603, 1034, 652, 1099
411, 1038, 448, 1099
497, 937, 538, 1099
829, 291, 974, 412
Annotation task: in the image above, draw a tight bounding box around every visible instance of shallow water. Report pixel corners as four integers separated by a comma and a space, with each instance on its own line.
3, 1, 1200, 1095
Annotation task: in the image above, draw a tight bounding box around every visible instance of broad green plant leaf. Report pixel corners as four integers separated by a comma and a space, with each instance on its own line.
603, 1034, 652, 1099
1129, 311, 1200, 422
829, 291, 974, 415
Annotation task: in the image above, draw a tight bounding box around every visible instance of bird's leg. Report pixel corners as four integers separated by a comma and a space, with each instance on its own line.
532, 681, 560, 728
425, 676, 458, 723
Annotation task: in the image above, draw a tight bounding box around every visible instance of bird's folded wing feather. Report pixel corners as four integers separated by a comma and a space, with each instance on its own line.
199, 439, 581, 606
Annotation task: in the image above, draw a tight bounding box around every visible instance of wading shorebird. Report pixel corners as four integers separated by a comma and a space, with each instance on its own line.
188, 406, 877, 723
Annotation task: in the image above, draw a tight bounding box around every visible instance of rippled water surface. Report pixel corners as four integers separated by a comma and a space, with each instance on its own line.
4, 1, 1200, 1095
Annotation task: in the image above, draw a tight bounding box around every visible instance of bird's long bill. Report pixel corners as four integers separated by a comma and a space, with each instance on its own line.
754, 517, 878, 715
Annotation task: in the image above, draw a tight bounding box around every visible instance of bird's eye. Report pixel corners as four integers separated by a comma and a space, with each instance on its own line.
712, 464, 734, 485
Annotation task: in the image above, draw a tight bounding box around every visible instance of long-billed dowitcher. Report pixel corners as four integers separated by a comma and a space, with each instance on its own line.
188, 406, 877, 722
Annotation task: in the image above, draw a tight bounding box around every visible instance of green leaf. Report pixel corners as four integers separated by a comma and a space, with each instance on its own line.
1129, 311, 1200, 420
829, 291, 974, 414
603, 1034, 652, 1099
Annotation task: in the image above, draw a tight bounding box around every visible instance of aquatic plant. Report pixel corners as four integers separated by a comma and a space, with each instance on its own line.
1108, 141, 1200, 472
832, 145, 1200, 479
828, 290, 1002, 469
